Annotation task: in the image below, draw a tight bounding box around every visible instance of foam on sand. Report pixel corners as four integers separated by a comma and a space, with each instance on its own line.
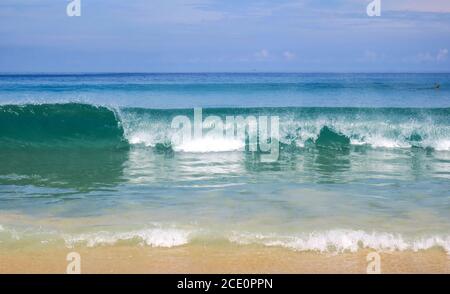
229, 230, 450, 254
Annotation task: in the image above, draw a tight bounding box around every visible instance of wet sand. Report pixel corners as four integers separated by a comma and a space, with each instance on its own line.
1, 243, 449, 274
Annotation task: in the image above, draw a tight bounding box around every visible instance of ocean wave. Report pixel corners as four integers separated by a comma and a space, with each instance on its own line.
0, 103, 126, 149
1, 103, 449, 151
229, 230, 450, 254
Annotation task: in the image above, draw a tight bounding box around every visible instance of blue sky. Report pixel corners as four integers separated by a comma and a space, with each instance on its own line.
1, 0, 449, 72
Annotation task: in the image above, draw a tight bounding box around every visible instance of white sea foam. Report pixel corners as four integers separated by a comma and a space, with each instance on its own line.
364, 137, 410, 149
229, 230, 450, 254
412, 236, 450, 252
118, 108, 450, 152
281, 118, 450, 151
432, 139, 450, 151
3, 224, 450, 254
64, 228, 191, 248
127, 131, 158, 147
126, 132, 245, 153
174, 137, 244, 153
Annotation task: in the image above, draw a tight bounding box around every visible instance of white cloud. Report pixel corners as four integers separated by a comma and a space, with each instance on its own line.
283, 51, 296, 60
416, 48, 448, 62
254, 49, 269, 59
437, 48, 448, 61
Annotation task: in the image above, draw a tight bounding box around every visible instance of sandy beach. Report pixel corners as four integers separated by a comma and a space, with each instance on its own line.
1, 244, 449, 274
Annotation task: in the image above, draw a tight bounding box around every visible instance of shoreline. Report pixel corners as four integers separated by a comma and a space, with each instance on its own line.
1, 244, 449, 274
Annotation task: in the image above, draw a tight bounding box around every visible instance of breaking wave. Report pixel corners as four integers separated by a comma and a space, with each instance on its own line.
0, 103, 449, 151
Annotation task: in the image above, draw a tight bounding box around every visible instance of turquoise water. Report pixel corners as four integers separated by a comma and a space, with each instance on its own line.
0, 73, 449, 253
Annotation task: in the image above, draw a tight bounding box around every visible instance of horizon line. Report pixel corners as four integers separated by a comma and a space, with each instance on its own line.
1, 71, 450, 75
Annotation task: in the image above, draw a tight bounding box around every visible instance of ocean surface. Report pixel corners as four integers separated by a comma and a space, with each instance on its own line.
0, 73, 449, 253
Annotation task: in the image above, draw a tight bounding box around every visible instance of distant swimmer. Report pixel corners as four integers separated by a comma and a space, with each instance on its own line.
434, 83, 440, 89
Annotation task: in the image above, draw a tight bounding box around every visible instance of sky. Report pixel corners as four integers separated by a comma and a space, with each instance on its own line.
0, 0, 449, 73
